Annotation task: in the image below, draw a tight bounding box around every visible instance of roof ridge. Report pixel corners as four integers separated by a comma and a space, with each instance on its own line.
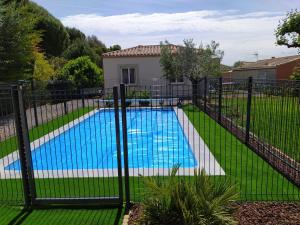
102, 44, 181, 58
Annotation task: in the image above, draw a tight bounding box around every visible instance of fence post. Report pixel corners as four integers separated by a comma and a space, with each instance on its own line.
113, 86, 123, 206
81, 89, 85, 108
120, 84, 130, 210
11, 84, 36, 209
245, 77, 253, 144
30, 79, 39, 126
204, 76, 207, 112
218, 76, 223, 123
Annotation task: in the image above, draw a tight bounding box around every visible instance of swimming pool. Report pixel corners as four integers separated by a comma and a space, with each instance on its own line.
5, 108, 197, 171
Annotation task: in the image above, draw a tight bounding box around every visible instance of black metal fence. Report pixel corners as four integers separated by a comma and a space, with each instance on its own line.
0, 78, 299, 210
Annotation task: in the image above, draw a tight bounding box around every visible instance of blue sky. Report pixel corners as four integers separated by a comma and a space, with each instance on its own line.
33, 0, 299, 65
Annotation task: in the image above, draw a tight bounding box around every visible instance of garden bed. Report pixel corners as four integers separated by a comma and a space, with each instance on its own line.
128, 202, 300, 225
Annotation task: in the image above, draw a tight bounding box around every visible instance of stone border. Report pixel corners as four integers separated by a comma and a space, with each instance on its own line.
0, 107, 224, 179
174, 107, 225, 175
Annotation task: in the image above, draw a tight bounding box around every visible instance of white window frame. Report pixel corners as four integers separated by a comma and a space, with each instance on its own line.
120, 66, 137, 85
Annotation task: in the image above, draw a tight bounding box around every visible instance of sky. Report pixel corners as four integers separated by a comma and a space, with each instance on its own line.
33, 0, 299, 65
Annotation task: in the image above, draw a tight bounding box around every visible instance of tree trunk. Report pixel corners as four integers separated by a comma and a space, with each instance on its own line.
191, 79, 198, 105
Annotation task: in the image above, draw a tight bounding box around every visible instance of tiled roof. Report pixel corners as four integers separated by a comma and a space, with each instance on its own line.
234, 55, 300, 70
102, 44, 180, 58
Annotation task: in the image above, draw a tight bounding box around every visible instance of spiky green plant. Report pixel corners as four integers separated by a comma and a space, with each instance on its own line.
139, 165, 238, 225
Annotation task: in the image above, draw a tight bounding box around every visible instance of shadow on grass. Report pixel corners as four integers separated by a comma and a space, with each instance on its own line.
1, 204, 124, 225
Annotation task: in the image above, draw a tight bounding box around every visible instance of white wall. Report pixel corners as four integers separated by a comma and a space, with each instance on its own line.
103, 56, 165, 89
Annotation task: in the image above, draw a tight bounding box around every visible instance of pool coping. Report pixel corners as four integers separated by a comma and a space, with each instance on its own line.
0, 107, 224, 179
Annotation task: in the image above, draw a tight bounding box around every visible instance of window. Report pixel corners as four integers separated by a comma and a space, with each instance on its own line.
170, 75, 184, 83
121, 67, 136, 84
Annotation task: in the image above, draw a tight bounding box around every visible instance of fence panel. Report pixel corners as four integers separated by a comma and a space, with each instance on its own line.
0, 86, 24, 204
0, 78, 300, 208
121, 81, 300, 202
1, 83, 124, 206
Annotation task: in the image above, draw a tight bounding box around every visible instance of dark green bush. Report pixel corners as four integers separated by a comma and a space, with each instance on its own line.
139, 166, 238, 225
56, 56, 103, 89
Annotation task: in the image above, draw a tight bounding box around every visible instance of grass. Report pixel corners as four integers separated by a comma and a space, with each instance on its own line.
220, 95, 300, 162
182, 104, 300, 201
0, 204, 124, 225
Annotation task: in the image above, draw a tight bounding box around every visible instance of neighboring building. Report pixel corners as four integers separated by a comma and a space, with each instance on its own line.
229, 55, 300, 81
102, 45, 192, 93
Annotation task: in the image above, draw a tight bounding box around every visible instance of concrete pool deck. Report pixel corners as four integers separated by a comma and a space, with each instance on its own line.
0, 107, 224, 179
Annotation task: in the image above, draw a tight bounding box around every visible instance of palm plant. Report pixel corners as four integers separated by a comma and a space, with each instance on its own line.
139, 166, 238, 225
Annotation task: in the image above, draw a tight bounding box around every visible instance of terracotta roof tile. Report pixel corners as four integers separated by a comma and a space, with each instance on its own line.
234, 55, 300, 70
102, 44, 180, 58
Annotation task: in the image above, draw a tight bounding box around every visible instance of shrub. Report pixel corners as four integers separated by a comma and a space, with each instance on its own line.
56, 56, 103, 89
139, 166, 238, 225
62, 39, 100, 65
139, 90, 150, 99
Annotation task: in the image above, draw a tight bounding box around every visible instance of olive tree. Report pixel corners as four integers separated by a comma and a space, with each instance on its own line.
160, 39, 224, 102
276, 9, 300, 50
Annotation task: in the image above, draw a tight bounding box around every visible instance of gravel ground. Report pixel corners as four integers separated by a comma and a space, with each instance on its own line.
128, 202, 300, 225
233, 202, 300, 225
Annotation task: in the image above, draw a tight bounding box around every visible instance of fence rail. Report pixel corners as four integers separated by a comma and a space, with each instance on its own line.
0, 78, 299, 209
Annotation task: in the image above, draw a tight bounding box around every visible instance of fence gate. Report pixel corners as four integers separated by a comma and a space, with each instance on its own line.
10, 84, 123, 207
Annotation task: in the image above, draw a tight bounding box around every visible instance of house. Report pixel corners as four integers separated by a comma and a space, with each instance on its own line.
102, 45, 191, 94
227, 55, 300, 81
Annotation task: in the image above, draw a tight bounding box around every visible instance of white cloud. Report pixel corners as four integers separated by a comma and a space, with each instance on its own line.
61, 10, 298, 65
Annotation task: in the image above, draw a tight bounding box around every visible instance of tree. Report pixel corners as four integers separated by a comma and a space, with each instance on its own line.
161, 39, 223, 83
87, 35, 107, 54
160, 41, 177, 81
160, 39, 223, 102
275, 9, 300, 49
233, 61, 244, 68
290, 66, 300, 80
87, 35, 107, 67
62, 39, 100, 65
23, 2, 70, 57
108, 44, 121, 52
32, 51, 54, 81
0, 1, 39, 82
66, 27, 86, 43
56, 56, 103, 89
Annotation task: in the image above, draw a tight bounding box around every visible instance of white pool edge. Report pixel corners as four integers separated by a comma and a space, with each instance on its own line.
0, 107, 225, 179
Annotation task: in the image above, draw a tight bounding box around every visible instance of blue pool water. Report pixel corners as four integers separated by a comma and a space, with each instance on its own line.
6, 108, 197, 170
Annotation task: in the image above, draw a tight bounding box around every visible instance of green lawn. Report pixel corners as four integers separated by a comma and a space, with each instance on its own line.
183, 104, 300, 201
221, 95, 300, 162
0, 204, 124, 225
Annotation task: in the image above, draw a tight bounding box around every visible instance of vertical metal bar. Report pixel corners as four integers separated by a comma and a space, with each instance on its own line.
81, 89, 85, 108
30, 79, 39, 126
204, 76, 207, 112
11, 85, 36, 208
113, 86, 123, 206
63, 90, 68, 114
218, 76, 223, 123
245, 77, 253, 144
120, 84, 130, 209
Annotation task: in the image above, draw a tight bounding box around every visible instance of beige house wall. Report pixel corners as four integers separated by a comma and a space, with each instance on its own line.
103, 56, 192, 96
103, 56, 165, 88
231, 68, 276, 80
